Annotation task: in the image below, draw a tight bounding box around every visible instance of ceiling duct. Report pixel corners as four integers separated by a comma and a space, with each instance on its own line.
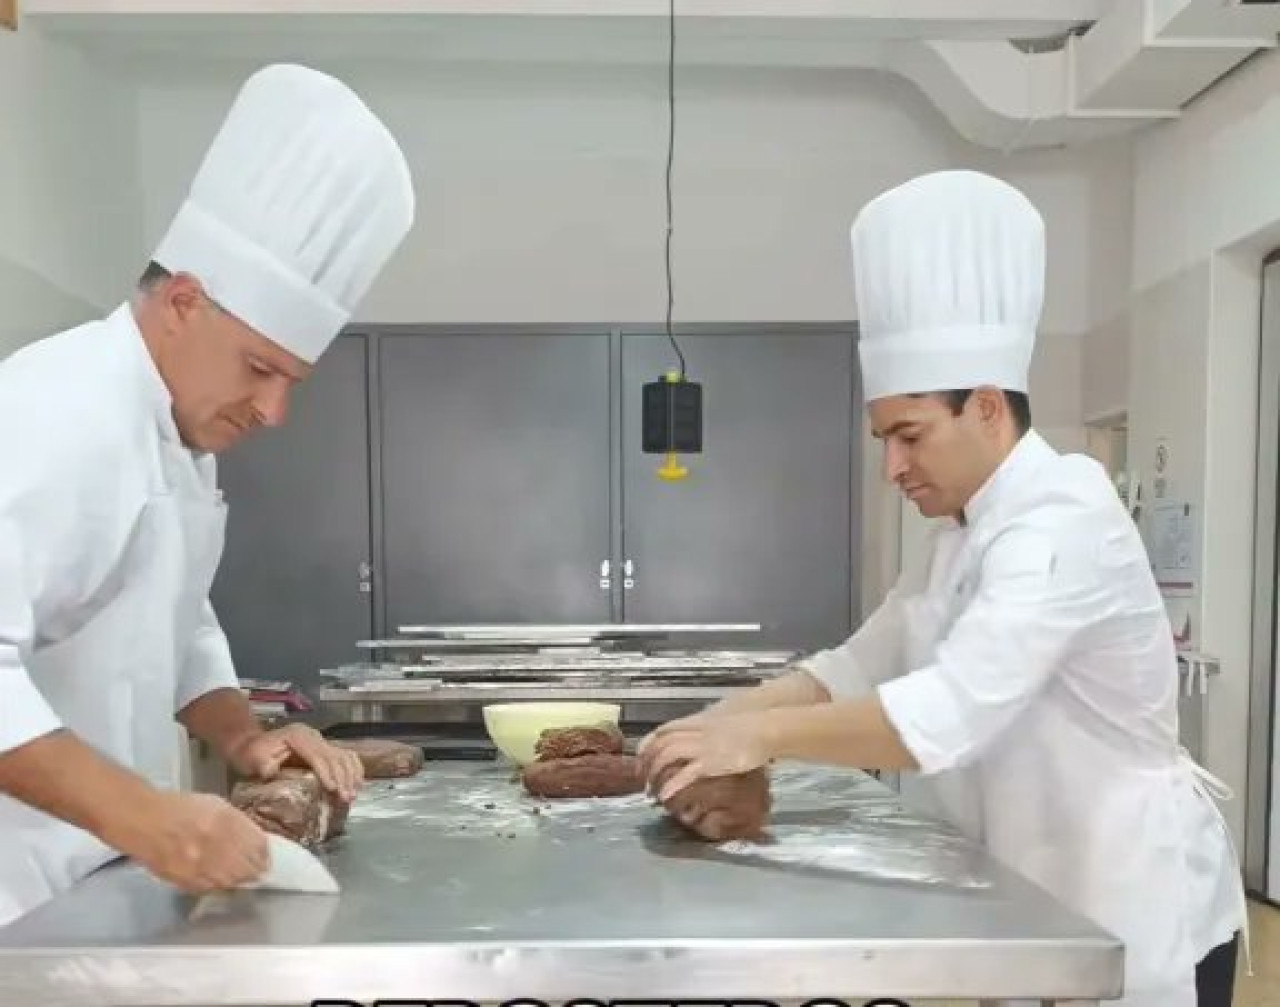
892, 0, 1280, 148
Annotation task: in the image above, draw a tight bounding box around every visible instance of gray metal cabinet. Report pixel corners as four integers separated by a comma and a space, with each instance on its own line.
620, 328, 858, 649
212, 325, 861, 687
210, 334, 374, 691
377, 331, 614, 629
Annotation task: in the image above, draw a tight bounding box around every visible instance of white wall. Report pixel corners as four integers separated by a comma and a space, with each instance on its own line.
0, 27, 141, 351
123, 56, 1125, 614
0, 257, 100, 359
1119, 46, 1280, 848
1074, 135, 1135, 426
1082, 316, 1129, 423
4, 32, 1146, 645
129, 60, 951, 325
126, 58, 1113, 339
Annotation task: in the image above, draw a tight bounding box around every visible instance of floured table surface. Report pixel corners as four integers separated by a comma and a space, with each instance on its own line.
0, 761, 1122, 1007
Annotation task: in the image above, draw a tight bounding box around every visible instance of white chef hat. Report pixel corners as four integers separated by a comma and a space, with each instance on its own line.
849, 169, 1044, 402
151, 63, 415, 364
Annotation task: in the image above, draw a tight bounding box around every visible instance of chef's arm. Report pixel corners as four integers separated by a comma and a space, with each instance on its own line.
696, 668, 829, 717
0, 622, 213, 859
0, 518, 181, 846
758, 527, 1091, 774
759, 693, 919, 770
0, 646, 205, 860
173, 600, 263, 762
700, 585, 910, 720
176, 688, 263, 765
798, 583, 908, 700
0, 730, 177, 854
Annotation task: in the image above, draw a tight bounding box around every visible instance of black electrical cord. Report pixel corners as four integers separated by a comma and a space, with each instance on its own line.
665, 0, 687, 378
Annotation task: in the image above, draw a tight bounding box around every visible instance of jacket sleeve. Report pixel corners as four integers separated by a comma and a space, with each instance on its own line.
0, 321, 159, 755
0, 522, 63, 753
173, 600, 239, 712
798, 522, 947, 699
798, 585, 908, 700
0, 485, 138, 754
876, 524, 1092, 775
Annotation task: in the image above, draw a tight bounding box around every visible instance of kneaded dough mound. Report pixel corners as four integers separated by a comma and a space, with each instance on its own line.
522, 753, 643, 798
534, 723, 625, 761
659, 764, 771, 841
230, 767, 349, 848
332, 738, 424, 778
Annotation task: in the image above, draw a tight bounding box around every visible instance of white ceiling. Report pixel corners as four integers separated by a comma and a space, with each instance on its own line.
24, 0, 1105, 32
20, 0, 1107, 61
19, 0, 1280, 149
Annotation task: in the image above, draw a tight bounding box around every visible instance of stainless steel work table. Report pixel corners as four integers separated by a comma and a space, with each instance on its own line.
0, 760, 1124, 1006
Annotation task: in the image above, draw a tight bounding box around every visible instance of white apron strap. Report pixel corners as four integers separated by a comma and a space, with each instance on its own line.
1179, 747, 1252, 977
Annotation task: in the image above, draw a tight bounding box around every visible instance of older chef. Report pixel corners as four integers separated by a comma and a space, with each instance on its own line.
640, 170, 1245, 1007
0, 64, 414, 926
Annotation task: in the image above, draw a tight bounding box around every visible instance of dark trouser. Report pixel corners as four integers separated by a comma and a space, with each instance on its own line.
1196, 930, 1240, 1007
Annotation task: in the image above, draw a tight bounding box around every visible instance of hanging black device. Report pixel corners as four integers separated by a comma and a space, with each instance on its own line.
642, 371, 702, 454
642, 0, 701, 480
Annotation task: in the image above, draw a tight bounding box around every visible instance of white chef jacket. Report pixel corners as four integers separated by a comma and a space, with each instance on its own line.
0, 303, 236, 926
804, 429, 1243, 1006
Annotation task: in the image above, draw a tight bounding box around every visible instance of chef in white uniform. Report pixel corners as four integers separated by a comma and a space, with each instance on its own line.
0, 63, 414, 926
640, 170, 1245, 1007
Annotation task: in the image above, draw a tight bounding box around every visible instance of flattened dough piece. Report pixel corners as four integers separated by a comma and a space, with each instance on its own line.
332, 738, 424, 779
522, 753, 643, 798
659, 764, 771, 841
230, 768, 349, 848
534, 723, 625, 761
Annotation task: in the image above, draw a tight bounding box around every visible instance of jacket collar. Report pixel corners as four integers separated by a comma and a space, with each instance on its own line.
111, 301, 182, 446
960, 428, 1057, 528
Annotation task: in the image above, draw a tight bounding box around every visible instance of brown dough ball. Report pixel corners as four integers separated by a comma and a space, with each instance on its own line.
332, 738, 424, 779
522, 753, 643, 798
327, 792, 351, 839
534, 723, 625, 761
229, 767, 349, 848
658, 763, 771, 841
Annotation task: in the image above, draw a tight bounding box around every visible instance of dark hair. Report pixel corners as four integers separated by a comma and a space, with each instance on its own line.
137, 261, 172, 291
932, 388, 1032, 435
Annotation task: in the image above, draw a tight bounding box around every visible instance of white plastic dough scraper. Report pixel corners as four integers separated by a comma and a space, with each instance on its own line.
241, 833, 341, 894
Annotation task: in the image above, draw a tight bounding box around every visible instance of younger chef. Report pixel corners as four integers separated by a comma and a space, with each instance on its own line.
639, 169, 1245, 1007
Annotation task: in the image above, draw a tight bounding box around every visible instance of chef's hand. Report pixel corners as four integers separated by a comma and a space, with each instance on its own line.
227, 724, 363, 803
637, 711, 775, 802
123, 791, 270, 895
629, 701, 734, 748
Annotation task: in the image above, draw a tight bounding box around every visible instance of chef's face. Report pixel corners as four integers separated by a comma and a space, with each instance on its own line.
869, 389, 1009, 521
144, 274, 313, 453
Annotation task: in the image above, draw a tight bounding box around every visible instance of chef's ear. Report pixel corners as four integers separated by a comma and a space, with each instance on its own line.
160, 272, 215, 331
972, 386, 1005, 427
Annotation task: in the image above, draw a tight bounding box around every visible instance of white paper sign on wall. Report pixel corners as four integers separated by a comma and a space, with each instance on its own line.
1152, 499, 1197, 598
1153, 438, 1170, 500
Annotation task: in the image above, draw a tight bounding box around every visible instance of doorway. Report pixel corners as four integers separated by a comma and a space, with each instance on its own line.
1084, 411, 1131, 508
1246, 250, 1280, 900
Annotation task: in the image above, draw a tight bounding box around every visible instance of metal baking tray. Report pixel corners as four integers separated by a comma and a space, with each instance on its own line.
357, 638, 603, 651
399, 655, 787, 673
341, 674, 763, 692
391, 623, 764, 639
